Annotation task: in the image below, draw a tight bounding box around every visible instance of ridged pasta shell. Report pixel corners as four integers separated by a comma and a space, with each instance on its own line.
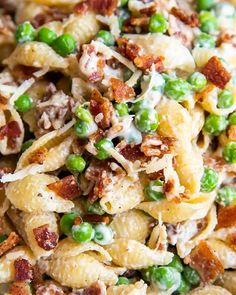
5, 174, 74, 213
0, 246, 35, 283
137, 192, 215, 223
3, 42, 68, 70
107, 281, 147, 295
105, 238, 173, 269
216, 271, 236, 295
187, 286, 232, 295
125, 33, 195, 73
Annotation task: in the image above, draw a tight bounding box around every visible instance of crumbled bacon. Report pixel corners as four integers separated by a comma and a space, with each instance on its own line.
201, 56, 231, 89
33, 224, 58, 251
28, 147, 48, 165
72, 138, 86, 155
134, 54, 164, 72
170, 7, 199, 27
109, 78, 135, 102
36, 284, 65, 295
31, 8, 69, 28
147, 170, 164, 180
195, 83, 214, 101
0, 94, 7, 105
163, 179, 175, 195
47, 175, 81, 200
226, 232, 236, 251
71, 282, 104, 295
74, 2, 89, 14
140, 2, 158, 16
141, 135, 176, 157
14, 259, 33, 282
118, 143, 146, 162
90, 89, 112, 129
10, 281, 32, 295
0, 121, 21, 149
188, 240, 224, 282
117, 38, 141, 61
217, 204, 236, 229
228, 125, 236, 141
122, 17, 149, 33
87, 0, 118, 16
0, 232, 21, 256
31, 264, 44, 289
74, 216, 83, 226
83, 214, 110, 224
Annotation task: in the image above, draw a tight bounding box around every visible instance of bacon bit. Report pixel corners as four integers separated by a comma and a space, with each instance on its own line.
28, 147, 48, 165
10, 281, 32, 295
88, 59, 105, 83
216, 33, 235, 47
78, 282, 104, 295
195, 83, 214, 101
0, 121, 21, 149
33, 224, 58, 251
117, 38, 141, 61
201, 56, 231, 89
0, 94, 8, 105
36, 284, 65, 295
147, 170, 164, 180
141, 135, 176, 157
170, 7, 199, 27
74, 216, 83, 226
47, 175, 81, 200
217, 204, 236, 229
163, 179, 174, 194
31, 264, 44, 289
122, 17, 149, 33
189, 240, 224, 282
129, 16, 149, 27
118, 143, 146, 162
31, 8, 69, 28
87, 0, 118, 15
74, 2, 89, 14
134, 54, 164, 72
83, 214, 110, 224
90, 89, 112, 129
226, 232, 236, 251
109, 78, 135, 102
14, 259, 33, 282
0, 232, 21, 257
228, 125, 236, 141
72, 138, 86, 155
140, 2, 158, 16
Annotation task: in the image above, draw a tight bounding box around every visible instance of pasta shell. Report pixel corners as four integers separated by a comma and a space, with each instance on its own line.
187, 286, 232, 295
215, 271, 236, 295
107, 280, 147, 295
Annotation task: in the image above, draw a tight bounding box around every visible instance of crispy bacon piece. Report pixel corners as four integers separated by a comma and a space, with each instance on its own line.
10, 281, 32, 295
217, 204, 236, 229
90, 89, 112, 129
141, 135, 176, 157
33, 224, 58, 251
117, 38, 141, 61
74, 2, 89, 14
201, 56, 231, 89
163, 179, 174, 195
0, 94, 8, 105
74, 216, 83, 225
83, 214, 110, 224
134, 54, 164, 72
189, 241, 224, 282
87, 0, 118, 15
28, 147, 48, 165
109, 78, 135, 102
228, 125, 236, 141
226, 232, 236, 251
170, 7, 199, 27
147, 170, 164, 180
72, 138, 86, 155
31, 264, 44, 289
122, 17, 149, 33
47, 175, 81, 200
118, 143, 146, 162
31, 9, 69, 28
36, 284, 65, 295
0, 232, 21, 256
14, 259, 33, 282
195, 83, 214, 101
0, 121, 21, 149
140, 2, 158, 16
72, 282, 104, 295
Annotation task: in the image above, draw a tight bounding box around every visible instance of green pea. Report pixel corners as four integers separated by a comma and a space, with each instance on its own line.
115, 103, 129, 117
141, 266, 156, 283
164, 78, 192, 101
216, 186, 236, 206
21, 139, 34, 152
0, 235, 7, 243
97, 30, 115, 46
167, 254, 184, 273
52, 33, 76, 57
194, 33, 216, 49
217, 89, 234, 109
66, 154, 86, 173
144, 180, 165, 201
93, 223, 114, 245
200, 167, 218, 192
149, 13, 167, 33
151, 267, 181, 291
72, 222, 95, 243
214, 2, 235, 17
116, 277, 130, 285
15, 21, 36, 43
135, 108, 159, 133
223, 141, 236, 163
188, 72, 207, 91
197, 0, 215, 11
183, 266, 200, 286
204, 114, 228, 135
14, 94, 32, 112
131, 99, 149, 113
37, 27, 57, 45
199, 11, 218, 34
74, 120, 92, 138
95, 138, 114, 160
229, 112, 236, 125
60, 212, 79, 235
86, 200, 105, 215
175, 276, 191, 294
75, 106, 93, 123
